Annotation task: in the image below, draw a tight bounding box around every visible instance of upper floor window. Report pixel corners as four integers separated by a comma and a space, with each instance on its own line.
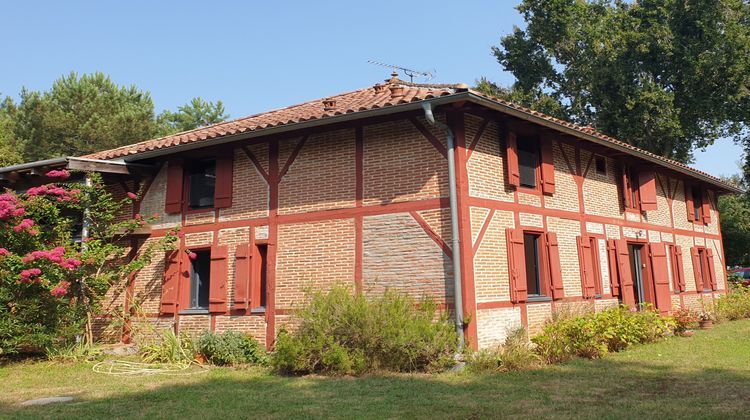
517, 137, 540, 188
691, 186, 702, 221
187, 159, 216, 210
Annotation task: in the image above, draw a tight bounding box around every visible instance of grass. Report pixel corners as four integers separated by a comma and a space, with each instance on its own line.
2, 319, 750, 419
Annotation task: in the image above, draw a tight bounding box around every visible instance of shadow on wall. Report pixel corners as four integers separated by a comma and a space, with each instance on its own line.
4, 357, 750, 418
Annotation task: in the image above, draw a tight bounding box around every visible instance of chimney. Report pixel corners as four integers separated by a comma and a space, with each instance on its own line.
372, 83, 386, 93
389, 85, 404, 99
322, 97, 336, 111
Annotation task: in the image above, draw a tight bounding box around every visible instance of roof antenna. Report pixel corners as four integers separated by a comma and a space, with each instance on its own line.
367, 60, 435, 83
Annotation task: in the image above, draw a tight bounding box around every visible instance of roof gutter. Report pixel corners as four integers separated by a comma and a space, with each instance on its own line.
464, 93, 742, 194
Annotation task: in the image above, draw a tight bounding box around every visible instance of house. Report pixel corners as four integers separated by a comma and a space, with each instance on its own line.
0, 73, 739, 350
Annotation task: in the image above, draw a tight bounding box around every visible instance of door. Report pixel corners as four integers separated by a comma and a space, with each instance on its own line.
628, 244, 646, 307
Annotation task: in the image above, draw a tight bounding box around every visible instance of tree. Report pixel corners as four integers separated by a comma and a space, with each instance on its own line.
157, 97, 229, 135
13, 72, 158, 161
718, 175, 750, 267
490, 0, 750, 164
0, 96, 22, 167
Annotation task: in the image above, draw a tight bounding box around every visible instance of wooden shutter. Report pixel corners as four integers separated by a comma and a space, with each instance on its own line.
506, 131, 520, 188
577, 236, 596, 298
165, 159, 184, 214
161, 250, 181, 314
690, 247, 704, 291
674, 245, 685, 292
540, 138, 555, 194
648, 243, 672, 315
685, 184, 695, 222
701, 190, 712, 224
615, 240, 636, 308
233, 243, 251, 310
214, 151, 234, 209
506, 228, 527, 303
706, 248, 718, 290
621, 166, 632, 209
607, 239, 620, 297
209, 245, 229, 313
638, 171, 657, 211
545, 232, 564, 299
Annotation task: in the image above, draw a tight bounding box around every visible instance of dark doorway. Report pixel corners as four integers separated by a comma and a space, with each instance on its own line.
628, 244, 645, 306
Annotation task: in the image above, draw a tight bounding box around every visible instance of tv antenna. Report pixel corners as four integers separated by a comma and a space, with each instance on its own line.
368, 60, 435, 83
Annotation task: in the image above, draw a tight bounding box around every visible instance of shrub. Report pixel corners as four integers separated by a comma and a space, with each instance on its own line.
140, 329, 196, 364
271, 286, 458, 375
532, 306, 674, 363
195, 331, 266, 366
716, 284, 750, 321
672, 309, 699, 334
466, 328, 539, 373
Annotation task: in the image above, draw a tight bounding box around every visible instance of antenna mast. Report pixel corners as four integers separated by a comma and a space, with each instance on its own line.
367, 60, 435, 82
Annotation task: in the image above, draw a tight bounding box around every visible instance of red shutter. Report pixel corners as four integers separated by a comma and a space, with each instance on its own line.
685, 184, 695, 222
638, 172, 657, 211
577, 236, 596, 298
506, 131, 520, 188
674, 246, 686, 292
545, 232, 564, 300
615, 240, 636, 308
706, 248, 717, 290
607, 239, 620, 297
161, 250, 181, 314
165, 159, 184, 214
540, 138, 555, 194
701, 190, 712, 224
214, 151, 234, 209
209, 245, 229, 313
691, 247, 704, 291
506, 228, 527, 303
233, 244, 251, 310
621, 166, 632, 209
648, 243, 672, 314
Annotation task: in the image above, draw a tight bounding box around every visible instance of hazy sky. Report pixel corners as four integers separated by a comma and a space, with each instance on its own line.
1, 1, 741, 177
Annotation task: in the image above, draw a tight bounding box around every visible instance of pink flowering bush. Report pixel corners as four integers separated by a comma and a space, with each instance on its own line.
0, 173, 178, 354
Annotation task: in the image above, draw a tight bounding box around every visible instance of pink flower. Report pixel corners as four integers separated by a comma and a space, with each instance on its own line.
83, 237, 94, 243
187, 252, 198, 261
127, 192, 138, 200
0, 248, 8, 256
177, 231, 185, 238
50, 281, 71, 297
152, 213, 160, 218
13, 218, 35, 232
45, 169, 70, 180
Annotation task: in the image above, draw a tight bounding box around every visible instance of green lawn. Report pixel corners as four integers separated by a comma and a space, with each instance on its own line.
2, 320, 750, 419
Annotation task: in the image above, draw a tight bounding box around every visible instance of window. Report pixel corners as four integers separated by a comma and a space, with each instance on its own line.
691, 186, 702, 221
595, 156, 606, 175
524, 233, 543, 296
517, 137, 540, 188
622, 166, 640, 210
189, 250, 211, 310
697, 248, 711, 291
187, 159, 216, 210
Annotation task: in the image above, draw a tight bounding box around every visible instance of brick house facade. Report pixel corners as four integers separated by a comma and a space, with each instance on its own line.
1, 75, 738, 349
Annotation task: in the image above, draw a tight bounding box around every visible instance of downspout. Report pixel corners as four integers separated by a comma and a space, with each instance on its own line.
422, 102, 465, 350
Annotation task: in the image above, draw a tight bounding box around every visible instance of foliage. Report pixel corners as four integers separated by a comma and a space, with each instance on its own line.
716, 284, 750, 321
12, 72, 158, 161
718, 178, 750, 267
0, 96, 22, 167
195, 331, 266, 366
157, 97, 229, 135
532, 306, 675, 364
672, 309, 699, 334
466, 328, 540, 373
46, 341, 103, 363
489, 0, 750, 165
0, 172, 178, 355
140, 329, 196, 364
271, 286, 458, 375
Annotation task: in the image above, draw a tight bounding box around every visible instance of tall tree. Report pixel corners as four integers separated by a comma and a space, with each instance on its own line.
718, 175, 750, 267
157, 97, 229, 136
0, 96, 23, 167
490, 0, 750, 164
13, 72, 158, 160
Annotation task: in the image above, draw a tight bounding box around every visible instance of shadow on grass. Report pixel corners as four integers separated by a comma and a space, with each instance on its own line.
3, 356, 750, 420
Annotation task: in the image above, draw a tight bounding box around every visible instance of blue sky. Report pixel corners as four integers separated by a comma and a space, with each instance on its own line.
1, 1, 741, 177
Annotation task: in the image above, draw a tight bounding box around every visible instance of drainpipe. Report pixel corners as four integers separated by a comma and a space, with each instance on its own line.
422, 102, 464, 350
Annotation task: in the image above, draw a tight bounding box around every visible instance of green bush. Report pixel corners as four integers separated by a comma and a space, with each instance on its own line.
466, 328, 539, 373
532, 306, 674, 363
716, 285, 750, 321
271, 286, 458, 375
195, 331, 266, 366
140, 329, 196, 364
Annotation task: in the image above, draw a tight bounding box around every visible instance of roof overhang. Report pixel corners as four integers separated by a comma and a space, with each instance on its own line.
0, 156, 155, 183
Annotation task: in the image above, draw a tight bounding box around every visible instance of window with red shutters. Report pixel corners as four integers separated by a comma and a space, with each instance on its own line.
208, 245, 228, 313
701, 190, 712, 224
705, 248, 718, 291
506, 131, 520, 188
539, 137, 555, 194
545, 232, 565, 300
233, 243, 251, 311
507, 228, 561, 302
606, 240, 621, 298
686, 185, 711, 225
638, 171, 657, 211
648, 243, 672, 315
506, 228, 528, 303
670, 245, 686, 293
615, 240, 637, 308
577, 235, 598, 298
505, 131, 555, 194
165, 159, 184, 214
214, 151, 234, 209
161, 250, 182, 314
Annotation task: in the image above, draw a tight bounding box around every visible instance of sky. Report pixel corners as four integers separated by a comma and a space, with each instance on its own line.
0, 0, 742, 177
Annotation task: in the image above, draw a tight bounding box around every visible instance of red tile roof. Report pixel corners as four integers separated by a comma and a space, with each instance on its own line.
83, 75, 737, 192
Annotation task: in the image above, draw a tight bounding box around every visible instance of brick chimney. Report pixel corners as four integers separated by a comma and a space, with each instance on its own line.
322, 98, 336, 111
